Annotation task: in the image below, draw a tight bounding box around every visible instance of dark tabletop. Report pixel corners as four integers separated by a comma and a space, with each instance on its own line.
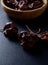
0, 1, 48, 65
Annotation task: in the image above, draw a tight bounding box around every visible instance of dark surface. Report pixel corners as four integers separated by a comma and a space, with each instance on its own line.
0, 1, 48, 65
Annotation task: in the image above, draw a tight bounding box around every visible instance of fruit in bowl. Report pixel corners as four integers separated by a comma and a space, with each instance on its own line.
1, 0, 47, 19
4, 0, 43, 10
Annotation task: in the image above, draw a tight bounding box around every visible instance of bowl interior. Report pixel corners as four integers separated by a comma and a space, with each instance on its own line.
1, 0, 47, 12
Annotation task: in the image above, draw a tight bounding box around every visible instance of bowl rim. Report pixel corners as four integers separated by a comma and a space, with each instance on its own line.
1, 0, 47, 12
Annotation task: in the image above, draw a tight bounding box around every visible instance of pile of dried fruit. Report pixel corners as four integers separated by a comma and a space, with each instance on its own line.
2, 22, 48, 49
4, 0, 43, 10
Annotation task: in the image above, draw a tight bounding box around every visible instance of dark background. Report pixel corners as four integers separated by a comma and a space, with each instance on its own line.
0, 1, 48, 65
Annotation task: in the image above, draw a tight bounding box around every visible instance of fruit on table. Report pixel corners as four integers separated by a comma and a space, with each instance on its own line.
3, 22, 18, 39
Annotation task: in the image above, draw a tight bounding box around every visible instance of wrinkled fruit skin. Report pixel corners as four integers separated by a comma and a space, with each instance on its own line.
39, 32, 48, 47
19, 31, 41, 49
4, 0, 43, 10
3, 22, 18, 39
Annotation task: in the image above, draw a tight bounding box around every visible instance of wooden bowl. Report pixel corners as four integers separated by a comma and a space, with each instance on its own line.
1, 0, 47, 19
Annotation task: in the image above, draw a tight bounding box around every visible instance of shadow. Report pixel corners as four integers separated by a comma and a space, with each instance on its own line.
7, 7, 48, 31
3, 7, 48, 55
23, 45, 43, 56
23, 40, 48, 56
4, 33, 19, 43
